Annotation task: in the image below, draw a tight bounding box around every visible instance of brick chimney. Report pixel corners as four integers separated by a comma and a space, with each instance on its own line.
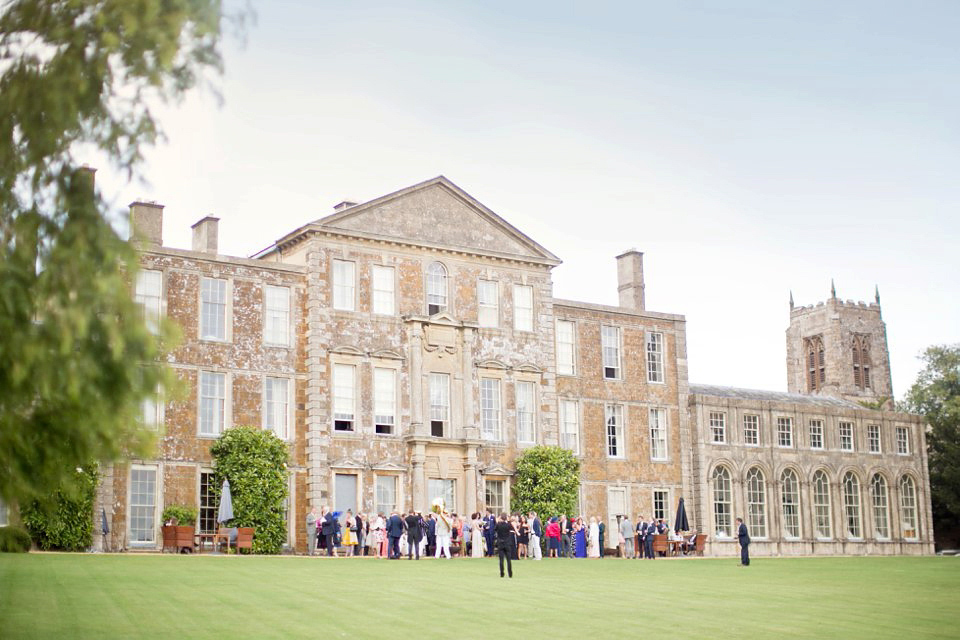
129, 201, 164, 248
616, 249, 645, 311
191, 216, 220, 254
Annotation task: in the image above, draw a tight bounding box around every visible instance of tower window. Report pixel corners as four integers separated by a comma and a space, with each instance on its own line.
853, 334, 872, 390
805, 335, 825, 392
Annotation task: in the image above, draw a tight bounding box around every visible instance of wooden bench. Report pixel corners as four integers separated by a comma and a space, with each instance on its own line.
693, 534, 706, 556
652, 534, 668, 557
161, 525, 196, 553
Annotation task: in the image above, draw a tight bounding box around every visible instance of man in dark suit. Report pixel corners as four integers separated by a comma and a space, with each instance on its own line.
736, 517, 750, 566
484, 510, 496, 556
386, 510, 404, 559
405, 511, 423, 559
494, 513, 516, 578
426, 513, 437, 556
641, 516, 655, 560
320, 506, 337, 557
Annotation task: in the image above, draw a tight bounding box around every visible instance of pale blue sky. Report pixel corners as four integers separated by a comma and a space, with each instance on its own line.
96, 0, 960, 398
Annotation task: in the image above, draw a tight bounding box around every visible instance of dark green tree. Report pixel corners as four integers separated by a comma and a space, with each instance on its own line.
20, 465, 98, 551
0, 1, 235, 503
511, 446, 581, 520
210, 427, 289, 554
902, 344, 960, 547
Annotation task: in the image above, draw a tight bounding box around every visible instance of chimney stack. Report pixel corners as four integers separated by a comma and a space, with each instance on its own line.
129, 201, 164, 248
191, 216, 220, 254
333, 200, 357, 212
616, 249, 645, 311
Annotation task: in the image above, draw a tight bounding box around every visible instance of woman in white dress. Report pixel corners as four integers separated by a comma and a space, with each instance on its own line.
588, 516, 601, 558
471, 512, 484, 558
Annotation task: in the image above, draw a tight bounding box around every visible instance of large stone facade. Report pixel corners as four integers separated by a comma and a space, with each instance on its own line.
99, 176, 934, 555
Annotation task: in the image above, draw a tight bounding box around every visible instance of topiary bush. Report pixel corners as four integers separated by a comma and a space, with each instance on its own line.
511, 446, 581, 520
161, 505, 197, 527
20, 465, 98, 551
0, 526, 32, 553
210, 427, 289, 554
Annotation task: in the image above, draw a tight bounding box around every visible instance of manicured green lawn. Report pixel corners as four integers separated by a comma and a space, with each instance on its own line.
0, 553, 957, 639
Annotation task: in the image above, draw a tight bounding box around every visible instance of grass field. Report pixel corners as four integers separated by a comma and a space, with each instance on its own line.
1, 553, 958, 639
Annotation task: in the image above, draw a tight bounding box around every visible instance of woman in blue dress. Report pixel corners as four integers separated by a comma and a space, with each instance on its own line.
574, 517, 587, 557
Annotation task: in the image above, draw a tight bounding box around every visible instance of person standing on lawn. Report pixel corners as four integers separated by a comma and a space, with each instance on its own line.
405, 510, 423, 560
736, 517, 750, 566
495, 512, 516, 578
619, 514, 634, 558
320, 506, 337, 557
527, 511, 543, 560
306, 506, 318, 556
386, 510, 404, 559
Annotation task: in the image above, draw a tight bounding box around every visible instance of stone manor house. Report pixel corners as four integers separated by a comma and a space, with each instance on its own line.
98, 176, 933, 556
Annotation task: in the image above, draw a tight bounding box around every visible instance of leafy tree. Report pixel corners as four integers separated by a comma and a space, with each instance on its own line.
0, 1, 233, 503
902, 344, 960, 547
20, 465, 98, 551
210, 427, 289, 554
511, 446, 581, 520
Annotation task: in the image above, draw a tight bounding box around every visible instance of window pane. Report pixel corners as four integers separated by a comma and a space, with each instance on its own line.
813, 470, 832, 538
264, 285, 290, 345
743, 415, 759, 446
429, 373, 450, 436
712, 466, 731, 538
514, 285, 533, 331
516, 381, 535, 444
601, 326, 620, 379
649, 408, 667, 461
135, 270, 162, 334
556, 320, 576, 375
372, 266, 395, 315
333, 364, 355, 431
332, 260, 355, 311
843, 472, 862, 538
376, 476, 397, 516
872, 474, 889, 539
606, 404, 623, 458
478, 280, 498, 328
781, 470, 800, 538
129, 468, 157, 543
199, 372, 225, 436
265, 377, 289, 439
480, 378, 501, 440
200, 278, 226, 340
485, 480, 505, 514
560, 400, 579, 454
428, 478, 456, 513
426, 263, 447, 314
746, 467, 767, 538
374, 368, 396, 434
199, 472, 217, 534
899, 476, 917, 539
809, 420, 823, 449
839, 422, 854, 451
710, 412, 726, 443
777, 417, 793, 448
646, 332, 664, 383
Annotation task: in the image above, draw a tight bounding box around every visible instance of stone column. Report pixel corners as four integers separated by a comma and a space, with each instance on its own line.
464, 445, 479, 515
411, 443, 426, 511
409, 323, 424, 434
461, 327, 475, 430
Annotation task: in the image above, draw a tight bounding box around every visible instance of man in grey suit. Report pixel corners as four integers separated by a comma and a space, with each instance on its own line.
619, 514, 634, 558
305, 506, 318, 556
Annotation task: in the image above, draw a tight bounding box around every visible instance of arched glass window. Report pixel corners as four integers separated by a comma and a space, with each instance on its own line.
899, 476, 918, 540
813, 470, 832, 538
712, 466, 732, 538
843, 471, 862, 538
781, 469, 800, 539
746, 467, 767, 538
871, 474, 889, 539
426, 262, 447, 315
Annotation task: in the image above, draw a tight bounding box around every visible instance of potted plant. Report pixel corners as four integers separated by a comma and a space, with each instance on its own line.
161, 505, 198, 553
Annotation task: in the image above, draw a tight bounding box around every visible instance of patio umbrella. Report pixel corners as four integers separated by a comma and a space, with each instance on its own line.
217, 478, 234, 524
101, 507, 110, 536
674, 497, 690, 532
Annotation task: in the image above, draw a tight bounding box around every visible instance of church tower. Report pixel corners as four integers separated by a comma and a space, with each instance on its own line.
786, 283, 894, 407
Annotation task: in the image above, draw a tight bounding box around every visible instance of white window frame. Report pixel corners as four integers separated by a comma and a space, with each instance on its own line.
781, 469, 801, 539
839, 421, 854, 452
843, 472, 863, 539
896, 426, 910, 455
899, 476, 918, 540
649, 407, 667, 461
515, 380, 536, 445
809, 419, 824, 450
560, 399, 580, 455
426, 262, 448, 315
332, 260, 356, 311
372, 265, 395, 316
712, 466, 732, 538
777, 417, 793, 448
263, 285, 291, 346
646, 332, 664, 383
264, 376, 291, 440
375, 475, 399, 516
513, 284, 533, 332
333, 363, 356, 432
428, 478, 456, 513
128, 464, 159, 546
135, 269, 163, 334
429, 372, 450, 437
485, 479, 506, 514
373, 367, 397, 435
198, 371, 227, 437
652, 489, 669, 522
601, 326, 621, 380
745, 467, 767, 539
605, 404, 624, 459
867, 424, 882, 454
477, 279, 499, 328
871, 474, 890, 540
743, 414, 759, 446
200, 277, 228, 341
709, 411, 726, 444
480, 378, 502, 441
813, 470, 832, 539
555, 319, 576, 376
141, 383, 163, 431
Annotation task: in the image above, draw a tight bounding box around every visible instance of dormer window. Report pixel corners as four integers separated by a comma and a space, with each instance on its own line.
426, 262, 448, 315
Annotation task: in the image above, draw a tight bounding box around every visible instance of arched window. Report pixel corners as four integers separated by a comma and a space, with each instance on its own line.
852, 334, 872, 390
781, 469, 800, 539
899, 476, 918, 540
746, 467, 767, 538
871, 474, 889, 539
712, 466, 732, 538
843, 471, 862, 538
805, 335, 826, 392
813, 470, 832, 538
426, 262, 448, 315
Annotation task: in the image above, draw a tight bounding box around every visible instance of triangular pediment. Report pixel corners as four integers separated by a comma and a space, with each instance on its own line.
480, 463, 514, 476
315, 177, 560, 265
